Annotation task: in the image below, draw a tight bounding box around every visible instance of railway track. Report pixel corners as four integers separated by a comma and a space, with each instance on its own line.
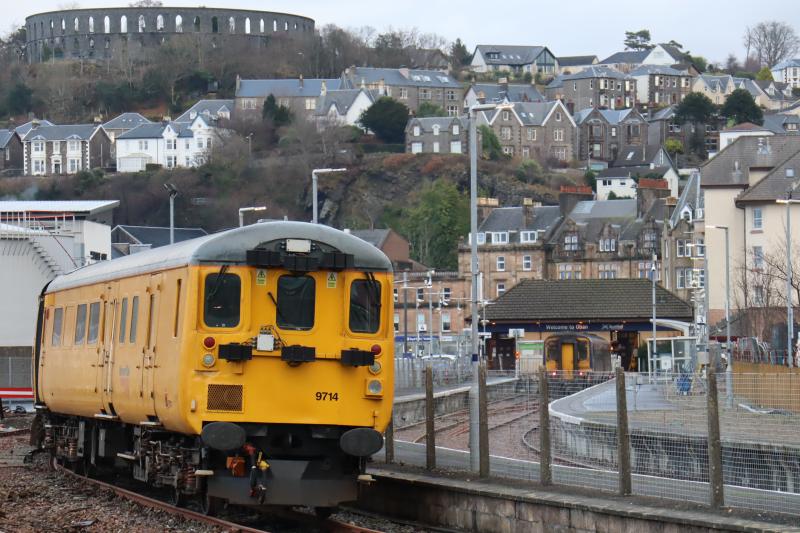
54, 462, 383, 533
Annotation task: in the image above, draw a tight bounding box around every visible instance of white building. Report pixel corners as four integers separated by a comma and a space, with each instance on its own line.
0, 200, 117, 403
718, 122, 774, 152
771, 58, 800, 89
115, 116, 219, 172
313, 89, 375, 128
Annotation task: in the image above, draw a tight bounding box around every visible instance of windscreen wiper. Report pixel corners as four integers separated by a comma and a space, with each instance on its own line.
206, 265, 230, 302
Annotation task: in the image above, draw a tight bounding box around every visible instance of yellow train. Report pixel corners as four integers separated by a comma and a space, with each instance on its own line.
32, 221, 394, 515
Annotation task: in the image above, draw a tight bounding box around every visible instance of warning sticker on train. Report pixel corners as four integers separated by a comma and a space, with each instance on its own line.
256, 269, 267, 286
326, 272, 337, 288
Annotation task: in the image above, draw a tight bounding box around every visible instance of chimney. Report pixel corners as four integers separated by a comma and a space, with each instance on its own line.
299, 75, 304, 89
320, 80, 327, 96
558, 185, 593, 216
522, 197, 536, 227
31, 119, 40, 130
477, 197, 499, 225
636, 178, 670, 217
664, 196, 678, 220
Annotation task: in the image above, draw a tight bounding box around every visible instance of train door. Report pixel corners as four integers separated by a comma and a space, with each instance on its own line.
100, 286, 119, 415
561, 343, 575, 372
495, 338, 517, 371
141, 274, 161, 416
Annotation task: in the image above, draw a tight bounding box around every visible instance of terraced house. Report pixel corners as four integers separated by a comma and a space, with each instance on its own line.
574, 107, 648, 162
234, 76, 342, 121
22, 123, 111, 176
545, 66, 635, 113
478, 100, 575, 162
470, 45, 558, 76
340, 66, 464, 116
628, 65, 693, 109
405, 117, 468, 155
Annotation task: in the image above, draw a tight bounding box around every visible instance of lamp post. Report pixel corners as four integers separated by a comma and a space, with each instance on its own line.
311, 168, 347, 224
426, 271, 435, 358
238, 206, 266, 227
651, 255, 657, 375
246, 133, 253, 159
707, 224, 732, 406
777, 181, 800, 368
163, 183, 178, 244
467, 102, 507, 472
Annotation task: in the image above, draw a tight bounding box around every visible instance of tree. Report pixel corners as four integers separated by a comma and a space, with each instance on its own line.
624, 29, 654, 51
756, 66, 774, 81
721, 88, 764, 125
725, 53, 741, 74
359, 97, 409, 143
6, 83, 33, 115
744, 21, 800, 67
129, 0, 162, 6
665, 39, 683, 50
262, 95, 292, 127
674, 92, 716, 124
450, 38, 472, 67
416, 102, 447, 118
478, 125, 504, 160
687, 55, 708, 72
664, 138, 684, 157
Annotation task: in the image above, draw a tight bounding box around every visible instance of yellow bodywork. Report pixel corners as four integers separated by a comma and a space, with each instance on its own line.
37, 265, 394, 436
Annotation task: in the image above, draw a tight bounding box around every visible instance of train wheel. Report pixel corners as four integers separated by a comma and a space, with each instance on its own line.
314, 507, 335, 519
199, 491, 221, 516
169, 486, 186, 508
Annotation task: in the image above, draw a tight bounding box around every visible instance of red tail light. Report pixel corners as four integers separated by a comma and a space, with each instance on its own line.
203, 337, 216, 349
371, 344, 382, 355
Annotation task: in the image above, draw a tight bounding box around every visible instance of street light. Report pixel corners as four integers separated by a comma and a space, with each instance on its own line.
467, 102, 511, 473
776, 180, 800, 368
707, 224, 732, 406
651, 255, 657, 375
163, 183, 178, 244
246, 133, 254, 159
238, 206, 266, 227
311, 168, 347, 224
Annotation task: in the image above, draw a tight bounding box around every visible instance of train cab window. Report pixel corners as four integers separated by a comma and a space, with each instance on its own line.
276, 275, 315, 330
51, 307, 63, 346
74, 304, 87, 345
349, 279, 381, 333
204, 272, 241, 328
119, 298, 128, 343
87, 302, 101, 344
130, 296, 139, 343
576, 339, 590, 361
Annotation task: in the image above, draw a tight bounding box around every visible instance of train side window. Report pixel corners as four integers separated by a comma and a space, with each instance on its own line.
204, 272, 240, 328
51, 307, 63, 346
130, 296, 139, 343
74, 304, 87, 345
119, 298, 128, 344
276, 275, 315, 330
576, 339, 590, 360
349, 279, 381, 333
173, 279, 182, 337
146, 294, 156, 348
87, 302, 100, 344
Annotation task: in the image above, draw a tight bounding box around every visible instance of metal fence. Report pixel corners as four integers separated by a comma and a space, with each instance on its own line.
393, 355, 473, 396
385, 367, 800, 519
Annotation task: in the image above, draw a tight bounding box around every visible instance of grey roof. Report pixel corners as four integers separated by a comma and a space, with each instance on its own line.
407, 48, 449, 69
485, 279, 692, 321
48, 221, 393, 293
174, 99, 234, 123
612, 144, 672, 168
736, 148, 800, 203
772, 58, 800, 70
700, 135, 800, 187
470, 83, 544, 104
343, 67, 461, 88
236, 78, 342, 98
669, 172, 701, 228
648, 106, 676, 122
475, 45, 548, 66
619, 198, 666, 241
550, 199, 637, 243
597, 165, 669, 179
659, 44, 687, 62
113, 225, 208, 249
117, 120, 204, 140
599, 50, 649, 65
315, 89, 373, 116
0, 130, 14, 149
559, 66, 629, 81
103, 113, 151, 131
696, 74, 734, 92
628, 65, 685, 76
15, 119, 55, 136
574, 108, 637, 125
0, 200, 118, 214
350, 229, 391, 248
22, 124, 98, 142
557, 55, 598, 67
478, 205, 562, 236
763, 114, 800, 134
485, 101, 565, 126
407, 116, 467, 133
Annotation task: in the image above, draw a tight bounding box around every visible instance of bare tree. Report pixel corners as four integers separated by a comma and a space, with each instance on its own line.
725, 53, 741, 74
744, 21, 800, 67
129, 0, 163, 6
733, 247, 787, 340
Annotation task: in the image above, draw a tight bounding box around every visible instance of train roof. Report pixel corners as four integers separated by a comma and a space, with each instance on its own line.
47, 221, 392, 293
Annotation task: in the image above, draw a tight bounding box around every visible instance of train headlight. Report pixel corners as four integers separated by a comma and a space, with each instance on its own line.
366, 379, 383, 396
368, 361, 382, 375
202, 353, 216, 368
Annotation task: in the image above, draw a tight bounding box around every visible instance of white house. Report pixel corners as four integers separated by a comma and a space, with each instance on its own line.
115, 116, 219, 172
771, 58, 800, 89
595, 165, 680, 200
718, 122, 774, 151
313, 89, 375, 128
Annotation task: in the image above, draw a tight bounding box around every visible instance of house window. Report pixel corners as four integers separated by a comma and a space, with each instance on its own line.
166, 155, 176, 168
638, 261, 660, 281
447, 105, 459, 116
420, 88, 431, 100
305, 98, 316, 110
676, 239, 687, 257
393, 288, 398, 302
450, 141, 462, 153
527, 128, 536, 141
68, 140, 80, 152
496, 283, 506, 296
496, 256, 505, 271
502, 111, 510, 121
753, 246, 764, 269
521, 231, 537, 243
197, 138, 204, 149
399, 88, 408, 99
33, 160, 45, 174
491, 232, 509, 245
500, 126, 512, 140
138, 140, 149, 151
68, 159, 79, 173
417, 288, 424, 301
446, 90, 457, 101
166, 139, 176, 150
523, 255, 532, 271
452, 124, 460, 135
599, 264, 617, 279
443, 287, 451, 301
393, 313, 400, 332
752, 207, 763, 229
416, 312, 426, 332
554, 129, 564, 141
695, 238, 705, 256
476, 233, 486, 245
432, 124, 440, 136
33, 141, 44, 152
432, 142, 440, 153
413, 126, 420, 137
555, 111, 562, 121
676, 267, 688, 288
564, 233, 578, 251
753, 285, 765, 305
441, 312, 451, 332
599, 238, 616, 252
522, 147, 530, 158
558, 264, 581, 279
610, 127, 617, 137
502, 146, 514, 156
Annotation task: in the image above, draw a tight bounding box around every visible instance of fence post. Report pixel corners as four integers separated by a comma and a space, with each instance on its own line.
425, 365, 435, 470
706, 368, 725, 509
538, 367, 552, 486
385, 417, 394, 464
478, 362, 489, 477
615, 367, 632, 496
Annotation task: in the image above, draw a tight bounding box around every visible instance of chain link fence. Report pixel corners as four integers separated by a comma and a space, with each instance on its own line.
385, 367, 800, 519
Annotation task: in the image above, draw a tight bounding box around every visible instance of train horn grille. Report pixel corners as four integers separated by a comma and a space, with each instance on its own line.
207, 384, 243, 412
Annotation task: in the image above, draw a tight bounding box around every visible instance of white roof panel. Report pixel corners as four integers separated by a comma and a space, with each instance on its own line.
0, 200, 119, 214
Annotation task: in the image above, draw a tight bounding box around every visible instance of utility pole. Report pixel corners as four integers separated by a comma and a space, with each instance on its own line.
427, 271, 435, 358
777, 182, 800, 367
651, 254, 657, 375
163, 183, 178, 244
403, 272, 409, 357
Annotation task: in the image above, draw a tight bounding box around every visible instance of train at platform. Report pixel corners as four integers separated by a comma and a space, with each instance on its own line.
31, 221, 394, 516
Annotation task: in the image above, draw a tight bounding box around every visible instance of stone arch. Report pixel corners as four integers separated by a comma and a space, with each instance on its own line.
273, 19, 277, 32
61, 18, 66, 34
74, 17, 79, 33
284, 21, 288, 31
104, 16, 110, 34
228, 16, 235, 33
211, 16, 218, 33
73, 37, 79, 51
156, 14, 165, 31
175, 15, 183, 33
294, 22, 298, 30
245, 17, 250, 34
120, 15, 128, 33
88, 16, 94, 34
89, 37, 94, 49
105, 37, 111, 49
193, 16, 200, 32
49, 19, 53, 37
40, 22, 44, 38
138, 14, 146, 32
260, 18, 264, 33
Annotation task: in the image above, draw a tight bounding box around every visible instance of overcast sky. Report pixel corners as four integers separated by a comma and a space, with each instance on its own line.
6, 0, 800, 65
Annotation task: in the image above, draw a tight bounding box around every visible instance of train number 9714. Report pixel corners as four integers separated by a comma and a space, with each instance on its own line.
315, 392, 339, 401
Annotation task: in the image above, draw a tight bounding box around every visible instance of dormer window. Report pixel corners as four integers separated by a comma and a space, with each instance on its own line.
555, 111, 562, 121
564, 233, 579, 251
432, 124, 440, 136
413, 126, 420, 137
520, 230, 537, 243
452, 124, 460, 135
598, 238, 616, 252
491, 232, 509, 245
502, 111, 510, 121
